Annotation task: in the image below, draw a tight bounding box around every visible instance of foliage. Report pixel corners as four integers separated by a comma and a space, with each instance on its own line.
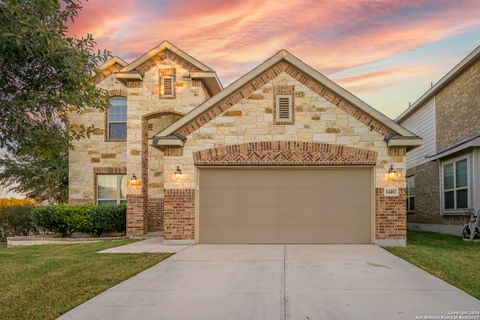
0, 133, 69, 203
0, 0, 111, 203
0, 198, 36, 207
32, 204, 126, 237
386, 231, 480, 299
0, 241, 171, 320
0, 205, 36, 241
90, 204, 126, 236
0, 0, 110, 155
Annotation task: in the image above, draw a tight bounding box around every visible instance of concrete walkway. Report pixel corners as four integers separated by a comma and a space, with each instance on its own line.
99, 237, 190, 254
60, 245, 480, 320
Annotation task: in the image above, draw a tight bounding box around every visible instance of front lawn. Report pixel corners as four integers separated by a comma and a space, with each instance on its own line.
0, 241, 171, 319
386, 231, 480, 299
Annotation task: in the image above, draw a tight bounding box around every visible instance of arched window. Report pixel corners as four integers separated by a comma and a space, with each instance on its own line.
107, 97, 127, 140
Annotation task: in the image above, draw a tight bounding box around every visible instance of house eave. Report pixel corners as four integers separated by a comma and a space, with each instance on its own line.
153, 50, 417, 140
425, 134, 480, 161
121, 41, 214, 73
190, 71, 223, 96
396, 45, 480, 123
386, 136, 423, 150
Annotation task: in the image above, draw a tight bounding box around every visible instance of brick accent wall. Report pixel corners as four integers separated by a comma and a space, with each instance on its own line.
148, 198, 164, 232
69, 198, 94, 205
163, 189, 195, 240
107, 89, 127, 97
436, 58, 480, 151
193, 141, 378, 166
375, 188, 407, 241
126, 194, 148, 236
136, 49, 201, 75
407, 162, 467, 226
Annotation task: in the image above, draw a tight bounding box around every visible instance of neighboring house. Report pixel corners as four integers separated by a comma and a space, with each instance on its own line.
397, 45, 480, 236
69, 41, 421, 246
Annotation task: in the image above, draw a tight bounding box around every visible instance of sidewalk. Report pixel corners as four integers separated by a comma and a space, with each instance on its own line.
99, 234, 191, 254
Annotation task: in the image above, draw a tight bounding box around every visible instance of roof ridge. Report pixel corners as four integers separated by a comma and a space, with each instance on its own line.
154, 50, 416, 139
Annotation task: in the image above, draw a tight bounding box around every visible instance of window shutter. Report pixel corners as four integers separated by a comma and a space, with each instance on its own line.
275, 95, 292, 122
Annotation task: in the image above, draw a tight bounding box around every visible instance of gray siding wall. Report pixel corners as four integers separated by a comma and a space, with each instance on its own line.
402, 98, 436, 169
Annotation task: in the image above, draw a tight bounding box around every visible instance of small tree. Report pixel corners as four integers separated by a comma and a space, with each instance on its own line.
0, 0, 111, 202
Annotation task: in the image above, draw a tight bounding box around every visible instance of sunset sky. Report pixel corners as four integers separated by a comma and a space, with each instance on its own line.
68, 0, 480, 119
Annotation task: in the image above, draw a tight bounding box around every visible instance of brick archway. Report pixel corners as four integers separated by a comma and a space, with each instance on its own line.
141, 109, 185, 194
193, 141, 378, 166
140, 110, 184, 233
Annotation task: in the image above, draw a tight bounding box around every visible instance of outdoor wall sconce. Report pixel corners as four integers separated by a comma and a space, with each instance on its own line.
174, 166, 183, 181
129, 173, 140, 186
387, 165, 399, 181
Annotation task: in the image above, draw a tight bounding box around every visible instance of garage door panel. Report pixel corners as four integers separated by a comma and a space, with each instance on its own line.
199, 168, 372, 244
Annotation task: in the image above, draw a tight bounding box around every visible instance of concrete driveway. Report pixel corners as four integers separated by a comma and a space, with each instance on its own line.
60, 245, 480, 320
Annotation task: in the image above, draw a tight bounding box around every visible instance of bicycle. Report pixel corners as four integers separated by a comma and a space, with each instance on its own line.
462, 208, 480, 241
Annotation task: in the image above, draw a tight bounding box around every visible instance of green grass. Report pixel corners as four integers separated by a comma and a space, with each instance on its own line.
0, 240, 171, 319
386, 231, 480, 299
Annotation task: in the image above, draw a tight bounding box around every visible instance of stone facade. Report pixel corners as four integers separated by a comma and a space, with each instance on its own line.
436, 58, 480, 151
163, 68, 407, 244
69, 48, 212, 236
69, 45, 414, 245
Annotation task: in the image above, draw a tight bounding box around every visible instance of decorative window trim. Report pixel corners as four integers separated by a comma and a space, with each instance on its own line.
273, 85, 295, 125
95, 173, 127, 206
406, 175, 415, 214
160, 76, 175, 98
440, 154, 470, 215
106, 97, 127, 141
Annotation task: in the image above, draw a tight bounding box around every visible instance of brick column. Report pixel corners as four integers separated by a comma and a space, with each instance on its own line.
375, 188, 407, 246
163, 189, 195, 241
126, 194, 148, 236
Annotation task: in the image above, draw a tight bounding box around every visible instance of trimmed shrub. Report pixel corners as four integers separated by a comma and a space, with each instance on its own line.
32, 204, 126, 237
0, 205, 36, 241
90, 204, 126, 236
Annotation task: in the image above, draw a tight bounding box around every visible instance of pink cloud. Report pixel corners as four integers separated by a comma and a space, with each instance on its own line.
67, 0, 480, 108
67, 0, 135, 41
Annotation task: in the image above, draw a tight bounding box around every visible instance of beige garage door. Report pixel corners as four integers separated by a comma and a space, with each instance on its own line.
199, 167, 372, 244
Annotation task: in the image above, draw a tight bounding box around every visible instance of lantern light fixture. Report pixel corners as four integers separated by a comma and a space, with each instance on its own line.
175, 166, 183, 181
387, 165, 398, 181
130, 173, 140, 186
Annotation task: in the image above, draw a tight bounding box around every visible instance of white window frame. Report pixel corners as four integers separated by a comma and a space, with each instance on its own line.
96, 174, 126, 206
161, 76, 175, 97
406, 175, 415, 213
440, 155, 470, 215
107, 98, 127, 141
275, 95, 293, 123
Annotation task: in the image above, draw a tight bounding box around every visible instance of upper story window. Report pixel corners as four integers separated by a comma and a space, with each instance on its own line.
161, 76, 175, 97
406, 176, 415, 213
442, 157, 469, 211
275, 95, 293, 123
107, 97, 127, 140
97, 174, 126, 206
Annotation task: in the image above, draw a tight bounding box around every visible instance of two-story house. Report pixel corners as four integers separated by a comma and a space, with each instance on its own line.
397, 45, 480, 235
69, 41, 421, 246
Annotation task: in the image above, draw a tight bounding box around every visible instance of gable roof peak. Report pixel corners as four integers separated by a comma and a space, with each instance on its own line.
98, 56, 128, 71
154, 50, 419, 145
120, 40, 214, 73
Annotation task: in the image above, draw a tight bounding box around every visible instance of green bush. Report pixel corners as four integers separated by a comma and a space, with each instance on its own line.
90, 204, 126, 236
0, 205, 36, 241
32, 204, 126, 237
